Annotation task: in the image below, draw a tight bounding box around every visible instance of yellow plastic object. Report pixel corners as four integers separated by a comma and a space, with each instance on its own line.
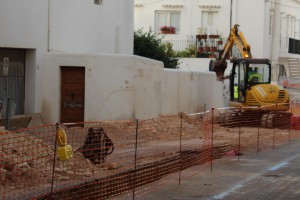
56, 126, 73, 161
56, 126, 67, 146
57, 145, 73, 161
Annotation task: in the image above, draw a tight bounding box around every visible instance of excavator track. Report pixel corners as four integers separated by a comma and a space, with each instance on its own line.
261, 112, 292, 129
218, 110, 292, 129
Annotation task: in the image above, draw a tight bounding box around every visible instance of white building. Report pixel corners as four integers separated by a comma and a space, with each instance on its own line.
134, 0, 300, 79
0, 0, 224, 124
0, 0, 134, 122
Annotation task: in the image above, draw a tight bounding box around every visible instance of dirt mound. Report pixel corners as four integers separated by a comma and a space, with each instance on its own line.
0, 132, 97, 191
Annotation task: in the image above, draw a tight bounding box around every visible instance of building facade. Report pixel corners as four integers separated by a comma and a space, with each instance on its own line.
0, 0, 224, 124
134, 0, 300, 80
0, 0, 134, 118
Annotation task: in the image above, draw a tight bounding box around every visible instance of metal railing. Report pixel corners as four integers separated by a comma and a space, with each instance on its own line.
161, 35, 197, 52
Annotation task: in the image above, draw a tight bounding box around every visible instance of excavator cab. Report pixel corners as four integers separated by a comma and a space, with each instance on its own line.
230, 58, 271, 103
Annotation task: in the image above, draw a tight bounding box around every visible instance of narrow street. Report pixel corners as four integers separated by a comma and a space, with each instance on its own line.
142, 139, 300, 200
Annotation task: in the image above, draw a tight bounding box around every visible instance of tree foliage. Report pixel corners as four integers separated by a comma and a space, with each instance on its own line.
134, 28, 178, 69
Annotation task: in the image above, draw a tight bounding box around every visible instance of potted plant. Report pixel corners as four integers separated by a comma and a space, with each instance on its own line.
218, 34, 224, 45
197, 46, 204, 54
196, 27, 207, 39
204, 46, 210, 52
208, 54, 216, 58
211, 46, 217, 52
160, 26, 176, 34
209, 34, 219, 39
209, 29, 219, 39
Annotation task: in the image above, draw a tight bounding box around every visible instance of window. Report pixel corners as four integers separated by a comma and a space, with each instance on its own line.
247, 64, 270, 84
269, 14, 273, 35
201, 11, 218, 29
233, 62, 246, 102
155, 11, 180, 33
94, 0, 102, 5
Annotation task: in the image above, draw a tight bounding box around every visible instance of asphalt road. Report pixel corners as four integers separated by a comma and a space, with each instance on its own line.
141, 139, 300, 200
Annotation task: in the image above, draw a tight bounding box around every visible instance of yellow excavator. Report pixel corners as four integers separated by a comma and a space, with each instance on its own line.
209, 24, 291, 128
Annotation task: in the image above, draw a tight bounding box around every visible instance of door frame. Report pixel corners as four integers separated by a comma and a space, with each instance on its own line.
60, 66, 85, 124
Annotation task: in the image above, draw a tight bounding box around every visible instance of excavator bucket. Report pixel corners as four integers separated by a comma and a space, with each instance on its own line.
209, 60, 228, 81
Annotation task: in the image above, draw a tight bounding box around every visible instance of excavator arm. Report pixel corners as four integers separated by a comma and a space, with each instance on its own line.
209, 24, 252, 80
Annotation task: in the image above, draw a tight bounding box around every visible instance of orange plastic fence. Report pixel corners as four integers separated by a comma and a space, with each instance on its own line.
0, 105, 298, 200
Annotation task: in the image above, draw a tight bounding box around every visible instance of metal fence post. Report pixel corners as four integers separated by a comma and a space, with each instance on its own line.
211, 108, 214, 172
273, 103, 277, 149
257, 106, 260, 156
133, 118, 139, 200
5, 97, 11, 130
289, 101, 293, 142
50, 123, 59, 198
238, 107, 242, 161
179, 113, 183, 185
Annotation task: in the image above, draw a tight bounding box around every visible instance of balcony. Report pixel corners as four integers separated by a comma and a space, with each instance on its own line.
161, 35, 224, 58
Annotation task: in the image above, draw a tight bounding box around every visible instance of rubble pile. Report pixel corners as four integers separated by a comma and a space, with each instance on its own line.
0, 132, 97, 191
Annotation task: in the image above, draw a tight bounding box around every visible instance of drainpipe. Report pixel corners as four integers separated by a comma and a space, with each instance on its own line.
47, 0, 52, 52
230, 0, 233, 29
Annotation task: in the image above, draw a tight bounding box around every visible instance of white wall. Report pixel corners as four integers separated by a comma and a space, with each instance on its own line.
42, 53, 224, 123
50, 0, 134, 54
0, 0, 49, 113
269, 0, 300, 80
0, 0, 48, 49
178, 58, 211, 72
0, 0, 134, 55
178, 58, 232, 76
233, 0, 266, 58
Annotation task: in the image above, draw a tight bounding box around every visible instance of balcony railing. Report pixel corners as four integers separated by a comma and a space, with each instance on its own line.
161, 35, 197, 51
162, 36, 300, 58
161, 35, 225, 58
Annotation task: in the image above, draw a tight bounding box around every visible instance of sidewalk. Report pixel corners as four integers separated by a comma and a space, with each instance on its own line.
141, 139, 300, 200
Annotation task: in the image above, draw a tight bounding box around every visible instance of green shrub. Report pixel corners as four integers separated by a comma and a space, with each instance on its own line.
134, 28, 179, 69
175, 45, 197, 58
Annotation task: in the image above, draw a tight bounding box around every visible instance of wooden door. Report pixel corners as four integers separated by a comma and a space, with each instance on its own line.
60, 67, 85, 123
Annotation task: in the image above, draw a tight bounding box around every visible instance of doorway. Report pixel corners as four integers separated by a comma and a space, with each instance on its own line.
0, 48, 25, 115
60, 67, 85, 123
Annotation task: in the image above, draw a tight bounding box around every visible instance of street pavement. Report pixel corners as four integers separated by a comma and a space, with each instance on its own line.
141, 139, 300, 200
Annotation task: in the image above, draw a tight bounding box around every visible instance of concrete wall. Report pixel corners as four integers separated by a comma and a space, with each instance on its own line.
178, 58, 232, 75
42, 53, 224, 123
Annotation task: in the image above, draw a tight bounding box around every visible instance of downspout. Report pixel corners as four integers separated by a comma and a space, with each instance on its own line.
47, 0, 51, 52
230, 0, 233, 29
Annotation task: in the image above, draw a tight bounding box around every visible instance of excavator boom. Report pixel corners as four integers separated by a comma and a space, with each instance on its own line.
209, 24, 252, 80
